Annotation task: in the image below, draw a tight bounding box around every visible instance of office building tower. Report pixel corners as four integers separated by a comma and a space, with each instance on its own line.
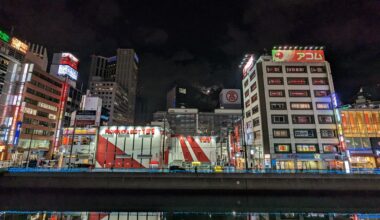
88, 49, 138, 124
241, 47, 343, 170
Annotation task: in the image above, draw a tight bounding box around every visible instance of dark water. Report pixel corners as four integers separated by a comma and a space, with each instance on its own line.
0, 212, 379, 220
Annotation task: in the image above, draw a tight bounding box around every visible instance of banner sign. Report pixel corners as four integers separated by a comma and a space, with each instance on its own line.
272, 50, 325, 62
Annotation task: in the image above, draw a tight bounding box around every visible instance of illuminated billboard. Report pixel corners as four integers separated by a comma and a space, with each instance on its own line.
57, 65, 78, 80
272, 50, 325, 62
0, 29, 10, 43
242, 55, 255, 77
60, 53, 79, 70
10, 37, 29, 54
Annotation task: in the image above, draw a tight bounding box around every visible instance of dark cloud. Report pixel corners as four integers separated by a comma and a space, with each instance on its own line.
1, 0, 379, 123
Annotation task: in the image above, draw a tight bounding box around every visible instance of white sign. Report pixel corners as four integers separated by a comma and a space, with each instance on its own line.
58, 65, 78, 80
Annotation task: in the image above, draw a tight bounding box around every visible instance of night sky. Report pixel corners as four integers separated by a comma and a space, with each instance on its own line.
1, 0, 379, 122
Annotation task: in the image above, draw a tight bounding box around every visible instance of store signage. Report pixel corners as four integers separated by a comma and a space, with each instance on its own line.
347, 148, 373, 154
57, 65, 78, 81
13, 121, 22, 146
0, 29, 10, 43
63, 127, 97, 135
199, 136, 211, 143
272, 50, 325, 62
60, 53, 79, 70
226, 90, 238, 102
10, 37, 29, 54
103, 127, 156, 135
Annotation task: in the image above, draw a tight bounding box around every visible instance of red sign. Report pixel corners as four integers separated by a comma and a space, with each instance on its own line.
104, 128, 155, 135
60, 53, 79, 70
272, 50, 325, 62
226, 90, 238, 102
199, 136, 211, 143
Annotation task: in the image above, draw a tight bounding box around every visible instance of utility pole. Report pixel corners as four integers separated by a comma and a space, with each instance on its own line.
68, 115, 77, 168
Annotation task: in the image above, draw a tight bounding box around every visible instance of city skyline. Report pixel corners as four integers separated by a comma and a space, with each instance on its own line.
1, 0, 379, 117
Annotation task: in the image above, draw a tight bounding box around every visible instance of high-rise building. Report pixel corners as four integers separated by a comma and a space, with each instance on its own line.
241, 47, 343, 170
89, 77, 129, 125
49, 52, 82, 127
88, 49, 138, 124
166, 85, 188, 109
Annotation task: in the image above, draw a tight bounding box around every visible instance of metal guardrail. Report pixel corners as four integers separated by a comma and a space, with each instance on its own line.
5, 167, 380, 174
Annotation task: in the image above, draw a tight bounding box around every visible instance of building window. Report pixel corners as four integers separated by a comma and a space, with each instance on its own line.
270, 102, 287, 110
251, 94, 258, 103
320, 129, 337, 138
274, 144, 291, 153
314, 90, 330, 97
290, 102, 312, 110
318, 115, 334, 124
296, 144, 318, 153
287, 78, 309, 85
310, 66, 326, 73
285, 66, 307, 73
312, 78, 329, 85
289, 90, 310, 97
294, 129, 317, 138
244, 90, 250, 97
269, 90, 285, 97
252, 105, 259, 114
253, 117, 260, 127
266, 66, 282, 73
243, 79, 249, 88
245, 100, 250, 108
273, 129, 290, 138
292, 115, 314, 124
316, 102, 331, 110
271, 115, 288, 124
323, 144, 338, 153
250, 71, 256, 80
250, 82, 257, 92
246, 111, 251, 118
268, 77, 283, 85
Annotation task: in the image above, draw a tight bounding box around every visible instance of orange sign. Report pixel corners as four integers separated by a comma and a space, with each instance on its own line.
272, 50, 325, 62
10, 37, 29, 53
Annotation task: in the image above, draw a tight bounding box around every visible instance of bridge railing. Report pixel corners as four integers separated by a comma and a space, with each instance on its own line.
5, 167, 380, 174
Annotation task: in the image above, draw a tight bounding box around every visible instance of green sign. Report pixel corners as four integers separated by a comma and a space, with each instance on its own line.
0, 29, 10, 43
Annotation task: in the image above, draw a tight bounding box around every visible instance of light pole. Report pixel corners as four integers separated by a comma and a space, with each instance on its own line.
161, 113, 167, 169
25, 129, 34, 168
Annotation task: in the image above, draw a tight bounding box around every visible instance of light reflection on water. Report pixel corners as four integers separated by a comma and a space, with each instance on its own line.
0, 212, 379, 220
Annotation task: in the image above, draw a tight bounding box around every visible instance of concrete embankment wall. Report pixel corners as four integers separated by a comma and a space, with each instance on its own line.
1, 172, 380, 212
1, 172, 380, 193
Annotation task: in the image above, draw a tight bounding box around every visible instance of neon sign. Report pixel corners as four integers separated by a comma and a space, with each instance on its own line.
60, 53, 79, 70
242, 55, 254, 77
0, 29, 10, 43
272, 50, 325, 62
10, 37, 29, 54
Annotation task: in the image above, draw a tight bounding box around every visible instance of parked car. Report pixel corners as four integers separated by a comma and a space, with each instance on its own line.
169, 165, 186, 172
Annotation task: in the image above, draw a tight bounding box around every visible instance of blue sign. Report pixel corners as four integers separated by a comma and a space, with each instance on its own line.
13, 121, 22, 146
347, 148, 373, 154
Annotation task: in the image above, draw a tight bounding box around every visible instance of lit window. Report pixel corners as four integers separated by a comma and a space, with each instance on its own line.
292, 115, 314, 124
294, 129, 316, 138
318, 115, 334, 124
312, 78, 328, 85
268, 77, 283, 85
296, 144, 318, 153
287, 78, 308, 85
316, 102, 331, 110
273, 129, 290, 138
289, 90, 310, 97
269, 90, 285, 97
320, 129, 337, 138
274, 144, 291, 153
290, 102, 312, 110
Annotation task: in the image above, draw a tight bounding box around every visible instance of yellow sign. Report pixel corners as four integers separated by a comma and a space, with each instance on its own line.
10, 37, 29, 53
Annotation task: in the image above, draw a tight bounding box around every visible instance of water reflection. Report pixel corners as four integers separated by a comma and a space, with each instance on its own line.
0, 212, 379, 220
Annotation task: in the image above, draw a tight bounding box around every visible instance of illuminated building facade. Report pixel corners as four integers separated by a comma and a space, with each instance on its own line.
339, 88, 380, 169
16, 65, 63, 161
241, 47, 343, 170
0, 28, 30, 160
